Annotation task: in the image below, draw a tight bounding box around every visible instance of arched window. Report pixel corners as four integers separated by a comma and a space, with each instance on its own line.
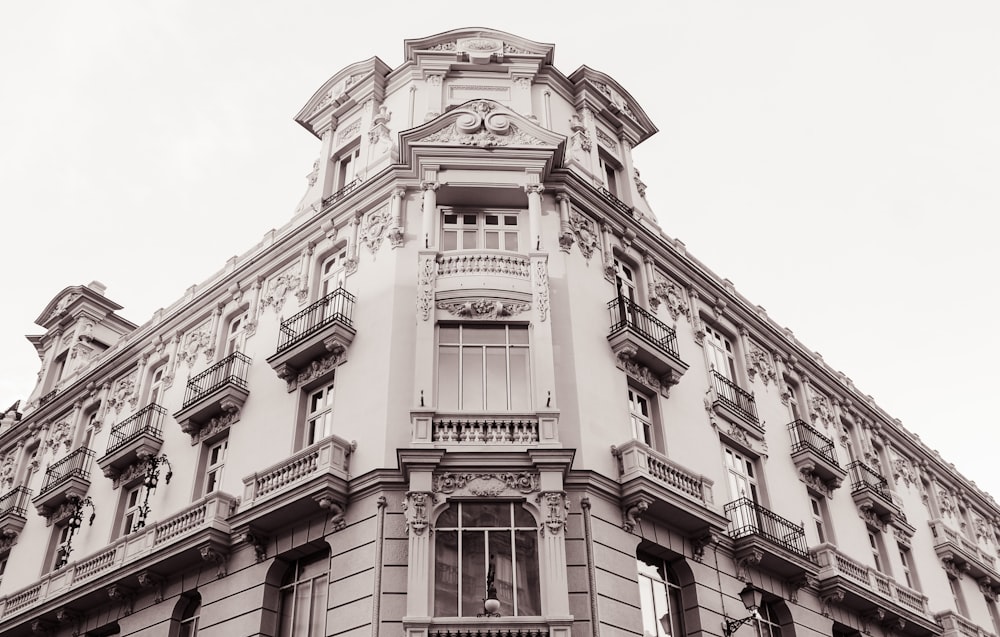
754, 602, 784, 637
636, 551, 685, 637
434, 502, 540, 617
277, 550, 330, 637
177, 592, 200, 637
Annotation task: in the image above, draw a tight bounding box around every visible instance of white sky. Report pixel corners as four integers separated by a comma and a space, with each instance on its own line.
1, 2, 998, 500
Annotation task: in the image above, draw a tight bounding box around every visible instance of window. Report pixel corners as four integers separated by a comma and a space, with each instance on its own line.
148, 365, 167, 406
949, 576, 969, 617
277, 550, 330, 637
785, 378, 803, 420
45, 351, 68, 392
868, 532, 885, 573
628, 387, 655, 448
225, 314, 248, 357
437, 325, 530, 412
121, 484, 146, 536
177, 592, 201, 637
600, 152, 621, 198
705, 325, 737, 381
988, 597, 1000, 636
204, 439, 227, 494
434, 502, 540, 617
0, 555, 6, 585
336, 145, 361, 190
636, 552, 685, 637
614, 257, 638, 305
50, 523, 72, 571
305, 382, 335, 446
810, 496, 830, 544
754, 603, 783, 637
898, 546, 917, 589
725, 447, 759, 502
442, 210, 520, 251
319, 249, 349, 297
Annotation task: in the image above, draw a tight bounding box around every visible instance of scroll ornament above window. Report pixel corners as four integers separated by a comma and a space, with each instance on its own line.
417, 101, 546, 148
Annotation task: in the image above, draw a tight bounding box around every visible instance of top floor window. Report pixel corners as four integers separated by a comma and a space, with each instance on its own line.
438, 325, 530, 412
442, 210, 520, 252
319, 249, 349, 297
705, 324, 738, 381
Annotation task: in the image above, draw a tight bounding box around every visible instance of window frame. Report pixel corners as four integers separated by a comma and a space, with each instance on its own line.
276, 550, 331, 637
120, 483, 146, 537
196, 437, 228, 497
636, 551, 685, 637
303, 380, 336, 448
628, 385, 659, 450
440, 208, 523, 253
436, 324, 531, 413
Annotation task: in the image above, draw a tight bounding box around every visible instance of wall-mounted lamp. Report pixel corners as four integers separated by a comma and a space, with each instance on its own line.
478, 554, 501, 617
723, 584, 764, 636
136, 454, 173, 530
57, 495, 96, 569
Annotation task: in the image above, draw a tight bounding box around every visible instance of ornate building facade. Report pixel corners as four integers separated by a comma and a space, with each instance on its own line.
0, 27, 997, 637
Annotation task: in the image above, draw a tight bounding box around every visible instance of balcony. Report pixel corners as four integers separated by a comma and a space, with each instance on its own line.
935, 610, 994, 637
234, 434, 353, 533
612, 440, 727, 535
31, 448, 94, 519
404, 617, 568, 637
96, 403, 165, 480
598, 186, 633, 217
725, 497, 817, 580
928, 519, 1000, 588
709, 370, 760, 432
266, 287, 356, 385
173, 352, 251, 437
0, 492, 234, 627
848, 461, 899, 525
787, 420, 846, 492
0, 486, 31, 541
607, 296, 689, 388
321, 177, 360, 208
812, 544, 939, 636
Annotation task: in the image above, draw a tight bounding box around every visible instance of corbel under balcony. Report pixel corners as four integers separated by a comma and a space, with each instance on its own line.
929, 518, 1000, 588
31, 448, 95, 521
607, 296, 689, 393
266, 287, 356, 387
96, 403, 165, 481
611, 440, 727, 537
812, 543, 940, 637
173, 352, 251, 439
788, 420, 846, 496
233, 434, 354, 534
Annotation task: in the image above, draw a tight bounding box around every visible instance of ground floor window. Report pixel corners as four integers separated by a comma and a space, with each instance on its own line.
277, 550, 330, 637
636, 551, 685, 637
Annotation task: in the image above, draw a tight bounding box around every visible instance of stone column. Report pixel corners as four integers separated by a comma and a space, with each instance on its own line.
389, 187, 406, 248
525, 183, 544, 252
556, 193, 573, 253
420, 182, 439, 249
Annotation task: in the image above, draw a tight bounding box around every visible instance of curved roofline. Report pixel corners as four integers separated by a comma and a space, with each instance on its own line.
403, 27, 555, 66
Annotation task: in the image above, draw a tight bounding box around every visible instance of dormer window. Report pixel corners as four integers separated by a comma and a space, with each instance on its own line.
442, 209, 520, 252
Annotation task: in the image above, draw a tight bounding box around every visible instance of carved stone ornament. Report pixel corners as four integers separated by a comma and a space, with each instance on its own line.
403, 491, 434, 536
633, 167, 647, 198
939, 488, 957, 518
337, 119, 361, 143
538, 491, 569, 537
735, 549, 763, 581
0, 451, 15, 490
112, 456, 151, 489
858, 503, 887, 532
942, 557, 971, 580
189, 409, 240, 445
595, 128, 618, 153
360, 205, 392, 256
569, 211, 599, 260
179, 327, 212, 368
432, 471, 540, 496
809, 392, 836, 431
622, 499, 648, 533
616, 350, 674, 397
107, 583, 134, 615
974, 515, 991, 544
417, 100, 546, 148
137, 570, 164, 603
200, 545, 228, 578
891, 452, 917, 490
285, 351, 344, 393
45, 420, 72, 453
568, 114, 592, 164
691, 531, 720, 562
417, 254, 437, 321
534, 260, 549, 322
108, 371, 138, 413
0, 529, 19, 553
820, 589, 845, 617
745, 341, 776, 386
652, 276, 690, 321
260, 270, 302, 314
798, 467, 832, 499
437, 299, 530, 319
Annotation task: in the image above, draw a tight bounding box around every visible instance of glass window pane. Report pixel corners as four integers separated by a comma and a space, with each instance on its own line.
463, 214, 478, 225
639, 577, 661, 637
438, 505, 458, 527
445, 214, 458, 224
491, 531, 515, 615
463, 326, 504, 345
293, 580, 311, 635
507, 326, 529, 345
485, 347, 508, 411
513, 505, 534, 527
461, 531, 486, 616
310, 574, 328, 636
504, 215, 518, 226
434, 530, 459, 616
462, 503, 509, 527
438, 348, 459, 410
463, 231, 477, 248
440, 326, 460, 343
485, 215, 499, 225
504, 233, 519, 251
514, 531, 541, 615
509, 348, 530, 411
442, 231, 457, 251
461, 348, 483, 409
485, 232, 500, 249
278, 588, 294, 636
652, 576, 670, 635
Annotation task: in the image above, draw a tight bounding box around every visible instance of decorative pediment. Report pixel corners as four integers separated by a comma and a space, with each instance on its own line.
294, 57, 393, 137
414, 100, 553, 148
404, 28, 554, 65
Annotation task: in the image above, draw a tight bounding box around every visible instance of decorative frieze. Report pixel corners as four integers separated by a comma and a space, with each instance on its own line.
416, 254, 437, 321
260, 268, 301, 314
417, 100, 546, 147
432, 471, 540, 496
534, 259, 549, 322
651, 275, 689, 321
745, 341, 776, 386
283, 351, 345, 393
436, 299, 530, 319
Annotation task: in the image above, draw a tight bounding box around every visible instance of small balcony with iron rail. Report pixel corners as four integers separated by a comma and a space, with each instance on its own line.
97, 403, 166, 481
31, 448, 95, 520
321, 177, 361, 208
848, 461, 900, 525
266, 287, 356, 385
724, 497, 817, 580
606, 296, 688, 388
173, 352, 251, 439
0, 486, 32, 542
709, 370, 761, 435
787, 420, 846, 492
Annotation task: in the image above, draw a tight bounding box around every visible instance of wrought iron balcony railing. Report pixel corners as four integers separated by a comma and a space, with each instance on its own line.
598, 186, 633, 216
847, 461, 891, 500
0, 486, 31, 518
38, 390, 58, 407
607, 296, 681, 361
276, 287, 356, 353
322, 177, 360, 208
725, 497, 809, 558
710, 370, 758, 424
182, 352, 251, 409
40, 448, 95, 497
787, 419, 839, 466
106, 404, 166, 456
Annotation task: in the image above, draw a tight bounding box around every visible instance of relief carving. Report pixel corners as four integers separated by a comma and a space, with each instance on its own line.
416, 254, 436, 321
534, 260, 549, 322
403, 491, 434, 535
432, 471, 540, 496
179, 327, 212, 368
538, 491, 568, 537
569, 211, 599, 260
360, 205, 392, 256
745, 341, 776, 386
651, 276, 690, 322
436, 299, 530, 319
417, 101, 546, 148
260, 270, 302, 314
108, 372, 138, 413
